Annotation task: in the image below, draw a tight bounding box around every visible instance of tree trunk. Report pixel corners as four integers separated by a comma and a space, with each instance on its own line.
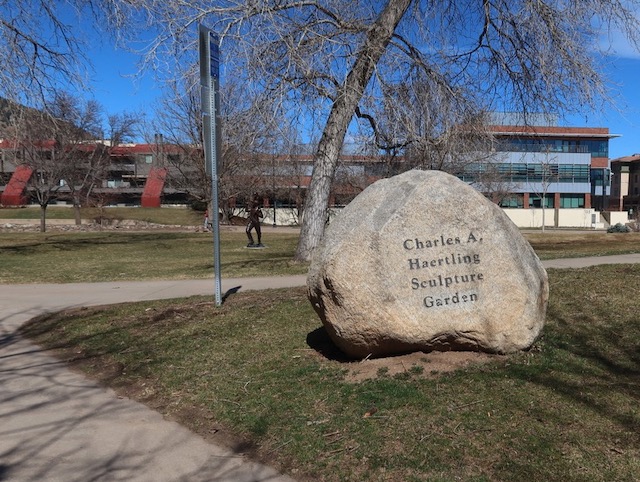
294, 0, 412, 262
541, 193, 546, 233
40, 204, 47, 233
73, 194, 82, 225
221, 210, 231, 225
220, 200, 232, 225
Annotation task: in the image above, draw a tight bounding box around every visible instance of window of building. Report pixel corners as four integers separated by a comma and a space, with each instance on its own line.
512, 163, 527, 182
560, 194, 585, 208
527, 165, 539, 180
459, 163, 487, 183
499, 194, 524, 208
529, 194, 554, 208
591, 168, 603, 186
557, 164, 589, 183
335, 164, 365, 177
584, 139, 609, 157
498, 137, 607, 157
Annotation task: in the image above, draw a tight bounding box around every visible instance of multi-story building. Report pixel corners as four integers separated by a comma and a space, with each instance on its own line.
610, 154, 640, 213
0, 114, 623, 229
461, 114, 616, 213
0, 140, 176, 208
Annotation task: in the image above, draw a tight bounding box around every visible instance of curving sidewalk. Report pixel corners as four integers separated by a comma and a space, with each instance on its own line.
540, 252, 640, 269
1, 254, 638, 481
0, 275, 304, 482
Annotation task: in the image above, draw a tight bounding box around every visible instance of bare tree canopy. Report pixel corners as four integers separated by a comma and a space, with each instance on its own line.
99, 0, 640, 260
0, 1, 98, 104
152, 66, 302, 222
9, 1, 639, 258
2, 92, 109, 231
109, 112, 141, 146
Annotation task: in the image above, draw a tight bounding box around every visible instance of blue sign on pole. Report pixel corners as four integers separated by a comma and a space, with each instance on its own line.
210, 39, 220, 79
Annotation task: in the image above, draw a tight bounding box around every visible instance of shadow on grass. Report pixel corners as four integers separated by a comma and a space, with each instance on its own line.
0, 328, 285, 481
0, 232, 196, 255
8, 304, 290, 480
17, 310, 171, 385
506, 301, 640, 447
222, 285, 242, 303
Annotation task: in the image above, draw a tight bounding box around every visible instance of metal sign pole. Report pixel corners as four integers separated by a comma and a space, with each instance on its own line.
199, 25, 222, 306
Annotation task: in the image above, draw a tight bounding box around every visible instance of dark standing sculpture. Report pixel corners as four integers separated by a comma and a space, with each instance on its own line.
246, 195, 264, 247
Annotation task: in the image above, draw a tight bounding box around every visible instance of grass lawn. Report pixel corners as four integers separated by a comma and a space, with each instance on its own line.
20, 264, 640, 482
525, 232, 640, 260
0, 206, 204, 225
0, 228, 639, 284
0, 230, 306, 283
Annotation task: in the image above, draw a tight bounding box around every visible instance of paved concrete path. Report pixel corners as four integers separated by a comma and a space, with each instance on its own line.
0, 275, 304, 482
541, 252, 640, 269
1, 253, 638, 481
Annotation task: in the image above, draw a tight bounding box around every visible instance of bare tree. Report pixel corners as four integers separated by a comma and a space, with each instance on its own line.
7, 107, 68, 232
355, 77, 493, 170
153, 68, 295, 224
528, 150, 560, 232
47, 92, 112, 225
87, 189, 120, 229
0, 1, 102, 105
150, 75, 210, 208
4, 91, 137, 231
3, 93, 108, 231
108, 112, 141, 146
100, 0, 640, 260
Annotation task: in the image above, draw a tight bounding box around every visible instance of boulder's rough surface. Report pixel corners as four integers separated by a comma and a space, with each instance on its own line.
307, 169, 548, 358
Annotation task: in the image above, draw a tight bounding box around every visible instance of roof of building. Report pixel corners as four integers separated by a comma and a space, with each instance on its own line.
0, 139, 56, 149
611, 154, 640, 164
109, 143, 185, 156
489, 125, 619, 139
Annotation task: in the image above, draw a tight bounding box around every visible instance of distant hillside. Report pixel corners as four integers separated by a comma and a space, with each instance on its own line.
0, 98, 44, 137
0, 98, 17, 133
0, 98, 88, 140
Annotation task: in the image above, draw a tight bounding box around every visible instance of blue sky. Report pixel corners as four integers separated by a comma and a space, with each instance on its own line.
572, 54, 640, 160
85, 25, 640, 161
87, 41, 158, 127
599, 56, 640, 159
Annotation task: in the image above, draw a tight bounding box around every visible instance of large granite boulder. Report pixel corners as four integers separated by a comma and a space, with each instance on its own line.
307, 169, 548, 358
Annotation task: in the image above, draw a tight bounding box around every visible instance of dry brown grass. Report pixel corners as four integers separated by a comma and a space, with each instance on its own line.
21, 265, 640, 482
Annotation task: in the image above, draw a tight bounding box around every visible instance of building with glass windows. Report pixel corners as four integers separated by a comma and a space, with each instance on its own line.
610, 153, 640, 213
0, 111, 622, 230
460, 115, 616, 213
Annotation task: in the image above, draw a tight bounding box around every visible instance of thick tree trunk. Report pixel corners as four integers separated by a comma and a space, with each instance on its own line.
40, 204, 47, 233
295, 0, 412, 262
73, 194, 82, 225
